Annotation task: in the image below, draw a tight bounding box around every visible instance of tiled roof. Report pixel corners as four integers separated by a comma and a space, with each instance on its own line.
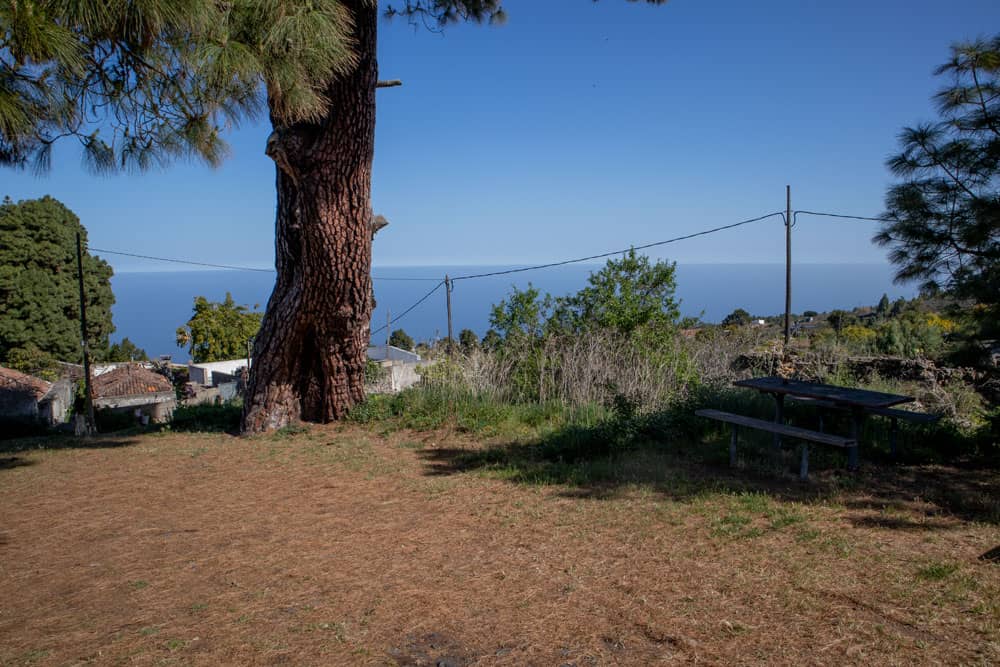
92, 365, 173, 398
0, 366, 52, 401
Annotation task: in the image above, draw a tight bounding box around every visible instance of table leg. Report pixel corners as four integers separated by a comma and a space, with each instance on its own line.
849, 408, 863, 471
730, 425, 738, 467
773, 393, 785, 452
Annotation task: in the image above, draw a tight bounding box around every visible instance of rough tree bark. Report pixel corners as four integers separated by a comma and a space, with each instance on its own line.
241, 2, 377, 433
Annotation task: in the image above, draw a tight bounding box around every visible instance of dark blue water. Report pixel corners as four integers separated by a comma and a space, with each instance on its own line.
110, 264, 917, 359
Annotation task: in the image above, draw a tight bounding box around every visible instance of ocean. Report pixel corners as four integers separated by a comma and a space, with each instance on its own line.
110, 264, 917, 360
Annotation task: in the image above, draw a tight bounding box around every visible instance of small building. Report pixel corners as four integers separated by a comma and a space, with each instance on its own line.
93, 365, 176, 423
366, 345, 424, 393
367, 345, 421, 364
38, 378, 74, 425
0, 366, 52, 422
188, 359, 250, 387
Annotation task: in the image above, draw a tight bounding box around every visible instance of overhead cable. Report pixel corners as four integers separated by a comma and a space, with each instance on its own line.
91, 248, 274, 273
371, 280, 446, 336
794, 210, 896, 223
449, 211, 785, 281
90, 247, 439, 281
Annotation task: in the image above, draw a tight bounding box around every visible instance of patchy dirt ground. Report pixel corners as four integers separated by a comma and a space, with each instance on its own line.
1, 426, 998, 666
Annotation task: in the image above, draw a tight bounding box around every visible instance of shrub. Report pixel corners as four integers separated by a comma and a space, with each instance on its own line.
169, 401, 242, 432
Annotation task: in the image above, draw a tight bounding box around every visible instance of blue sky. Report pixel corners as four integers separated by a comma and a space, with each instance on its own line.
5, 0, 1000, 272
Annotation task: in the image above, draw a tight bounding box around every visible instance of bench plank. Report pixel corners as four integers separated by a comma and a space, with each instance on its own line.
866, 406, 939, 423
695, 409, 855, 448
786, 396, 938, 423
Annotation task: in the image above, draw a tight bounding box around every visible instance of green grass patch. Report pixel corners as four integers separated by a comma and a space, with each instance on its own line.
917, 561, 960, 581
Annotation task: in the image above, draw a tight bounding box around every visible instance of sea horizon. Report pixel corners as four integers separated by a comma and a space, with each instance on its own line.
110, 263, 918, 360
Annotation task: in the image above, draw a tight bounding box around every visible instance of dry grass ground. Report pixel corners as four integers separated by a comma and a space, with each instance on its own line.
1, 426, 998, 666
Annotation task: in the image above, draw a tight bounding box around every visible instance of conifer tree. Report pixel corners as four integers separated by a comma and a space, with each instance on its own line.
2, 1, 668, 431
0, 196, 114, 365
875, 36, 999, 324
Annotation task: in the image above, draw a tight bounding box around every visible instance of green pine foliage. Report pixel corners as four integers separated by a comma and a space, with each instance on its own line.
0, 195, 114, 365
875, 35, 1000, 330
1, 0, 358, 171
107, 337, 149, 362
176, 293, 262, 363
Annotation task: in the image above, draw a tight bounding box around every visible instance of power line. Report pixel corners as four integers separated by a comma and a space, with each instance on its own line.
90, 247, 440, 281
794, 210, 896, 223
371, 280, 446, 336
91, 248, 274, 272
450, 211, 785, 281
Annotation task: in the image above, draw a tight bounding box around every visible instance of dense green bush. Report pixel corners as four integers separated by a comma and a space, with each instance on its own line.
95, 408, 138, 433
169, 401, 242, 432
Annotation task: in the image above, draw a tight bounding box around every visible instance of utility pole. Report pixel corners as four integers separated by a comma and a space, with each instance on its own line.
75, 232, 96, 434
444, 275, 454, 356
784, 185, 792, 349
385, 309, 393, 391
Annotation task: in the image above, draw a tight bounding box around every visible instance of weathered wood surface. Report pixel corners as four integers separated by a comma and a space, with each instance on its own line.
785, 395, 938, 423
694, 409, 855, 448
734, 376, 914, 409
866, 406, 940, 423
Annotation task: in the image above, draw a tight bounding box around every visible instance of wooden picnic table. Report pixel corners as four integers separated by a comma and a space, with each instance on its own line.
733, 376, 915, 469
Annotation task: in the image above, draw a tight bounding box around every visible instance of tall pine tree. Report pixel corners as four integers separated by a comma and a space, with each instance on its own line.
1, 1, 668, 431
0, 196, 114, 366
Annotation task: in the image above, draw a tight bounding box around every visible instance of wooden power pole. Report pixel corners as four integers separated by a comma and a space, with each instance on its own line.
75, 232, 96, 434
444, 275, 454, 356
784, 185, 792, 348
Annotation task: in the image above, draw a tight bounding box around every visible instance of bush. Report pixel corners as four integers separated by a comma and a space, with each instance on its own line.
95, 408, 139, 433
0, 416, 50, 440
169, 401, 242, 432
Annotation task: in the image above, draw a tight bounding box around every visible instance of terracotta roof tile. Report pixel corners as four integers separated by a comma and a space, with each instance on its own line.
92, 365, 173, 399
0, 366, 52, 401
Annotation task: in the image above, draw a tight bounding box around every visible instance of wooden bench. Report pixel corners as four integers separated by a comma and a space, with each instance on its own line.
695, 409, 856, 480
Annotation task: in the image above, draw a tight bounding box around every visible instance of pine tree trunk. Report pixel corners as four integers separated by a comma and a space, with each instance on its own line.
241, 3, 377, 433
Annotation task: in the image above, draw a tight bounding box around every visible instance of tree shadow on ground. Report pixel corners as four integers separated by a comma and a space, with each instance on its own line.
0, 435, 142, 456
0, 456, 36, 470
418, 424, 1000, 526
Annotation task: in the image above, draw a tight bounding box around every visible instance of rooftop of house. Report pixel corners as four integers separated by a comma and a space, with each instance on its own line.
367, 345, 421, 363
0, 366, 52, 401
93, 365, 173, 399
187, 359, 251, 372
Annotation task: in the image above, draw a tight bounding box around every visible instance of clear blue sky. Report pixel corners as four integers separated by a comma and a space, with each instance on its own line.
4, 0, 999, 272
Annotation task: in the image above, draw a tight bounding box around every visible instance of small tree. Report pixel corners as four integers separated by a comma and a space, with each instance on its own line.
458, 329, 479, 352
557, 249, 680, 337
827, 310, 851, 337
481, 329, 502, 351
489, 284, 550, 342
876, 294, 891, 318
176, 294, 262, 363
388, 329, 415, 351
721, 308, 753, 327
106, 338, 149, 362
